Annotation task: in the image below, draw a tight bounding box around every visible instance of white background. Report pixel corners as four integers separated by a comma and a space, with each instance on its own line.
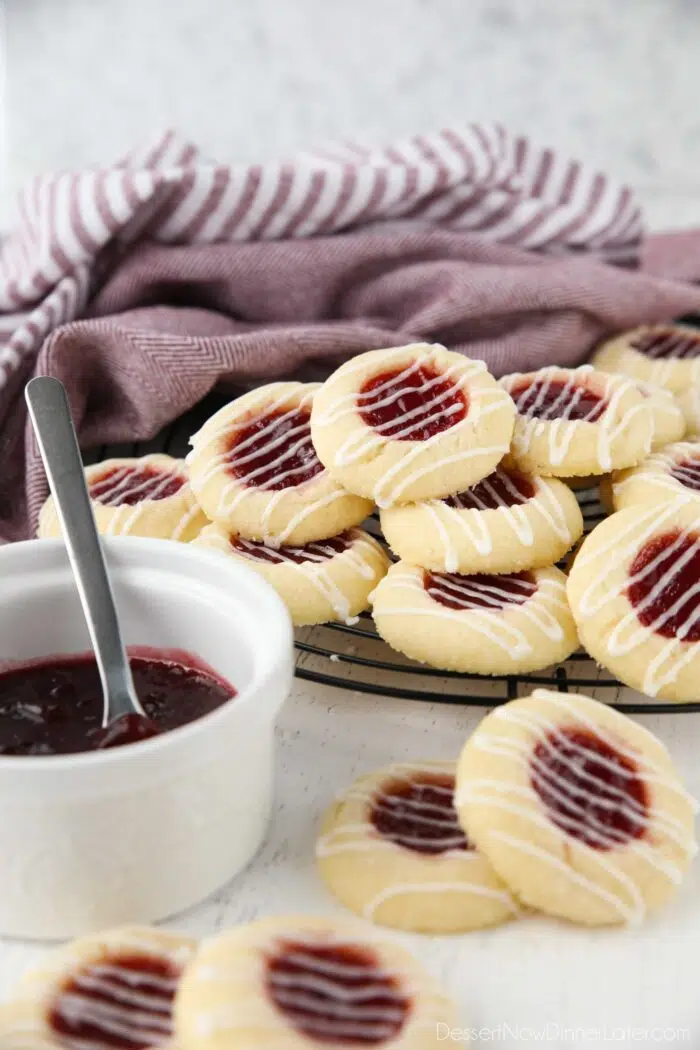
4, 2, 700, 1046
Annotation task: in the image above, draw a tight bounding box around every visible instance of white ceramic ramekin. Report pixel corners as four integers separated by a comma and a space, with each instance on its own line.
0, 537, 293, 940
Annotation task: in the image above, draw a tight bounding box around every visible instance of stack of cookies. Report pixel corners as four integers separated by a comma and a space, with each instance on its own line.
310, 345, 659, 676
554, 320, 700, 703
36, 336, 698, 695
318, 688, 697, 934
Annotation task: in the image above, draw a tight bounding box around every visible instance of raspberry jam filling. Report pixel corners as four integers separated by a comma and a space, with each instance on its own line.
227, 407, 324, 490
627, 530, 700, 642
530, 728, 648, 849
0, 651, 233, 755
89, 467, 184, 506
371, 773, 469, 855
49, 953, 180, 1050
632, 326, 700, 360
510, 377, 606, 422
446, 467, 536, 510
358, 364, 467, 441
266, 941, 411, 1045
231, 533, 350, 565
669, 457, 700, 492
425, 570, 537, 611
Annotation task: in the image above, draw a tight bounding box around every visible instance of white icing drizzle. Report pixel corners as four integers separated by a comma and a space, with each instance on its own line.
632, 326, 700, 360
572, 497, 700, 694
613, 443, 700, 503
81, 462, 199, 540
312, 345, 511, 508
51, 958, 177, 1048
189, 935, 426, 1044
501, 365, 651, 471
317, 762, 519, 922
457, 692, 697, 924
188, 386, 357, 546
203, 527, 380, 625
90, 467, 183, 507
412, 471, 574, 572
377, 570, 568, 656
625, 327, 700, 388
678, 386, 700, 434
7, 936, 194, 1050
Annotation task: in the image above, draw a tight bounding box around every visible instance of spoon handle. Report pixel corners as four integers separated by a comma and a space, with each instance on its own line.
25, 377, 145, 723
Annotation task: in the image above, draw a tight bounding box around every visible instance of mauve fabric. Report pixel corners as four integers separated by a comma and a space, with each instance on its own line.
6, 227, 700, 542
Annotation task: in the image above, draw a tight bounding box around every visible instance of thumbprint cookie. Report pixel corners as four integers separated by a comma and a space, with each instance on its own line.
676, 387, 700, 438
634, 379, 686, 448
499, 365, 653, 477
456, 689, 697, 925
37, 454, 207, 542
372, 562, 578, 675
310, 343, 515, 507
567, 498, 700, 701
578, 381, 686, 498
379, 465, 583, 574
186, 382, 373, 546
610, 440, 700, 512
0, 925, 196, 1049
592, 323, 700, 395
317, 760, 520, 933
174, 914, 457, 1050
193, 525, 389, 626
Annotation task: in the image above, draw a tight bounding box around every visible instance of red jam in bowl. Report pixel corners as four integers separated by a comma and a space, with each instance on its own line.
0, 649, 234, 756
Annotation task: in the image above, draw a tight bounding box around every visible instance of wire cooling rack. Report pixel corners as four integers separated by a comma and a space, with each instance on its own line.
92, 390, 700, 716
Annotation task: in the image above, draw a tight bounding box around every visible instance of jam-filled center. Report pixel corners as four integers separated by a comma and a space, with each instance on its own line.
370, 772, 469, 854
530, 727, 648, 849
446, 467, 536, 510
627, 529, 700, 642
669, 457, 700, 492
49, 952, 180, 1050
632, 326, 700, 360
226, 407, 324, 490
89, 467, 184, 506
357, 363, 467, 441
266, 940, 411, 1046
231, 532, 350, 565
425, 570, 537, 611
510, 377, 607, 423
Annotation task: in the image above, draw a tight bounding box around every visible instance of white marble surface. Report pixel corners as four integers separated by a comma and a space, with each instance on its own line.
4, 1, 700, 1043
1, 676, 698, 1046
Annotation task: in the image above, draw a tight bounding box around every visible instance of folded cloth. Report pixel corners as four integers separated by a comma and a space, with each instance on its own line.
1, 126, 700, 542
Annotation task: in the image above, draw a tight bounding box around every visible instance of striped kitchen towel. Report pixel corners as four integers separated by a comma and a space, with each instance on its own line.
1, 125, 700, 541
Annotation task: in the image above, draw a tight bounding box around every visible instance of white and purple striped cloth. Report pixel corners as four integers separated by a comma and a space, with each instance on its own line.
1, 126, 699, 541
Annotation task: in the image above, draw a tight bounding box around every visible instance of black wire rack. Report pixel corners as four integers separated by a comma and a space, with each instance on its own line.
93, 390, 700, 716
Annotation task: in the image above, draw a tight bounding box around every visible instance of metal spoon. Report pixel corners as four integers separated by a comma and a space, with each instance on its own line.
25, 377, 158, 747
